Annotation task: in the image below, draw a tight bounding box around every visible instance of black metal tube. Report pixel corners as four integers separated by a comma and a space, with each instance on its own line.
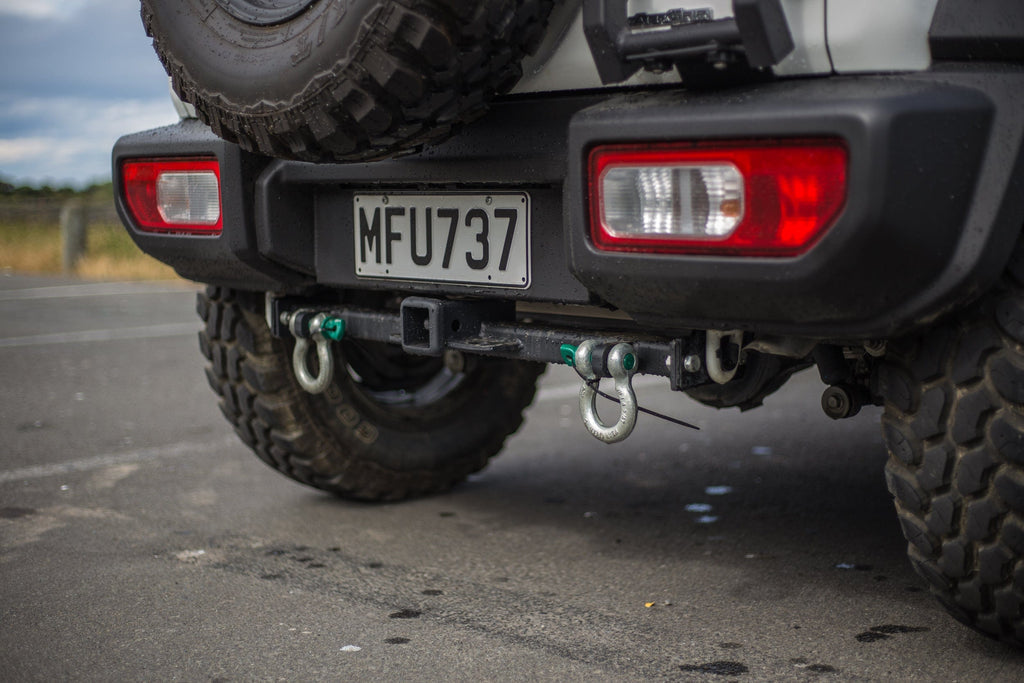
617, 18, 741, 55
328, 306, 681, 378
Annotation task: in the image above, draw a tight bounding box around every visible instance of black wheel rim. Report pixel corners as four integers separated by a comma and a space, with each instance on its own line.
215, 0, 317, 25
341, 340, 467, 408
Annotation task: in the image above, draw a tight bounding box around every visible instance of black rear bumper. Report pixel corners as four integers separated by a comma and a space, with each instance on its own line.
114, 67, 1024, 339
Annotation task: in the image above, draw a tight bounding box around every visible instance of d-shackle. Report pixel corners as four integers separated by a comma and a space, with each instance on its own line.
573, 340, 639, 444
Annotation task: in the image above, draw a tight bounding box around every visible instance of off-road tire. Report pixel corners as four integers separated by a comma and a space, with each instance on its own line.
197, 287, 543, 500
878, 240, 1024, 646
141, 0, 552, 162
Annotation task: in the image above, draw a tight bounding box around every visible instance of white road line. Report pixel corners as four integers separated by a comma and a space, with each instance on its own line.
0, 437, 238, 484
0, 322, 197, 348
0, 281, 196, 301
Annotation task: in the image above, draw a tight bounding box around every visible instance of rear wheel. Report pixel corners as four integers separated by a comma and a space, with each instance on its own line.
878, 240, 1024, 645
198, 287, 544, 500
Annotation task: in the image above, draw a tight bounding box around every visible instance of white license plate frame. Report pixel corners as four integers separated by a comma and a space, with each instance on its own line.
353, 192, 530, 288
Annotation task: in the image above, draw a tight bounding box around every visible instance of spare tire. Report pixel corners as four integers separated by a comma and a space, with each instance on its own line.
141, 0, 552, 161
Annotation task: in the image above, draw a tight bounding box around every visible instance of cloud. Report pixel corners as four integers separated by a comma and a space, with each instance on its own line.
0, 0, 90, 20
0, 97, 179, 186
0, 0, 181, 185
0, 137, 51, 164
0, 2, 167, 100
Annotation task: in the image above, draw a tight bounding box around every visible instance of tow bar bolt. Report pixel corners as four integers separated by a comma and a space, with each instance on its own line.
572, 340, 639, 444
284, 310, 345, 395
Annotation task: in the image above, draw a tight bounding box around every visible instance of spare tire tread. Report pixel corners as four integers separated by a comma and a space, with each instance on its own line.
142, 0, 552, 162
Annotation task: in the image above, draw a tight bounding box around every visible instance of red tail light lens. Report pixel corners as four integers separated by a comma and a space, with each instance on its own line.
589, 140, 847, 256
121, 158, 222, 235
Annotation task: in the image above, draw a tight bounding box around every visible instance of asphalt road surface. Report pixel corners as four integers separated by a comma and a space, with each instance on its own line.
2, 273, 1022, 681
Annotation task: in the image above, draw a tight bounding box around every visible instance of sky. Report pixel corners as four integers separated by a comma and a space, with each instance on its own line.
0, 0, 180, 187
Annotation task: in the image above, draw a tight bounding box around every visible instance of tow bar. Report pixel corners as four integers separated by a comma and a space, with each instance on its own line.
270, 296, 719, 442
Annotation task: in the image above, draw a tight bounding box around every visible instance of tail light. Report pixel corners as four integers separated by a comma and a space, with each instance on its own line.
589, 140, 847, 256
121, 158, 222, 235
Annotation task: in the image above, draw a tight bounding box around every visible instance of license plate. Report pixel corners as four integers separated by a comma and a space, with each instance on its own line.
353, 193, 530, 288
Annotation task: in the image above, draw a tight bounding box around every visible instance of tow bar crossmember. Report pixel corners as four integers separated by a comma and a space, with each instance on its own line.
269, 298, 722, 444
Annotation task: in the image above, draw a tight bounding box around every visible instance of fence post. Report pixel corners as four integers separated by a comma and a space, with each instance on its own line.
61, 199, 87, 272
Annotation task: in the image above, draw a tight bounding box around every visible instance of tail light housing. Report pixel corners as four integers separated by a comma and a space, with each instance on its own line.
589, 139, 847, 257
121, 158, 222, 235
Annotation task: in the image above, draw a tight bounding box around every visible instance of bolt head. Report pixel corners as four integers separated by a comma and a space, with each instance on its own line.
821, 386, 852, 419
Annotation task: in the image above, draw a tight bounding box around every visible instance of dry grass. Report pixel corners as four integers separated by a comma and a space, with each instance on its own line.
0, 221, 180, 281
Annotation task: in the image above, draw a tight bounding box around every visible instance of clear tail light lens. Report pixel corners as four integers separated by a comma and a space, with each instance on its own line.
121, 158, 222, 235
601, 164, 745, 238
590, 140, 847, 256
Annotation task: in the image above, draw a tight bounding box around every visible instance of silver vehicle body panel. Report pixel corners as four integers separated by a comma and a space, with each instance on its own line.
827, 0, 939, 73
513, 0, 940, 94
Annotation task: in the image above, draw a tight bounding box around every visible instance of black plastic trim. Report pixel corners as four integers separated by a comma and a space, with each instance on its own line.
112, 120, 312, 292
567, 70, 1024, 338
114, 71, 1024, 341
582, 0, 793, 84
258, 95, 601, 304
931, 0, 1024, 62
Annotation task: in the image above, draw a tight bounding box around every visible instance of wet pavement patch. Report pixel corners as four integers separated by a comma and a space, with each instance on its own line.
870, 624, 929, 635
834, 563, 873, 571
0, 507, 36, 519
792, 658, 838, 674
856, 624, 930, 642
389, 609, 422, 619
679, 661, 748, 675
